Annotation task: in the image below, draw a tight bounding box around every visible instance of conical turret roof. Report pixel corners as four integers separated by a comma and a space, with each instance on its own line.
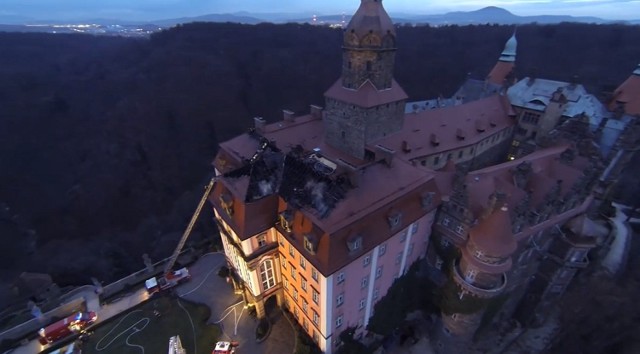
345, 0, 395, 40
469, 205, 516, 258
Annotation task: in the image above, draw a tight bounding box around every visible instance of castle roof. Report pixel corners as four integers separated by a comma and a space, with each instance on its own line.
469, 205, 517, 258
372, 94, 514, 160
608, 63, 640, 115
324, 78, 408, 107
345, 0, 395, 40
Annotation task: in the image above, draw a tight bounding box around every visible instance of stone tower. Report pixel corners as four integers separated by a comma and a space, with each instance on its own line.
435, 204, 516, 353
323, 0, 408, 159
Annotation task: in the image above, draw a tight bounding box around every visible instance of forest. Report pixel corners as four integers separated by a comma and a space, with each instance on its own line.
0, 21, 640, 353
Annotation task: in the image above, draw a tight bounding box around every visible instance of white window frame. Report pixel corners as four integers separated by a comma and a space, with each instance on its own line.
361, 276, 368, 289
442, 217, 451, 227
260, 259, 276, 291
359, 298, 366, 310
336, 315, 343, 328
363, 255, 371, 267
376, 266, 383, 279
379, 243, 387, 256
337, 272, 345, 283
336, 293, 344, 307
301, 277, 307, 291
311, 268, 318, 281
300, 257, 307, 269
257, 233, 267, 248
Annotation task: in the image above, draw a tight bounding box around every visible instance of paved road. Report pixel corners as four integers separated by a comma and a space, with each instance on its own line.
177, 252, 295, 354
5, 252, 294, 354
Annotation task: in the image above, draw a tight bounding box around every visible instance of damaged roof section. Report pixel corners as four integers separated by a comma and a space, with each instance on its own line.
278, 152, 350, 219
222, 135, 285, 203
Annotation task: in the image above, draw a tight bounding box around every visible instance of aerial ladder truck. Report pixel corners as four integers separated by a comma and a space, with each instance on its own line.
144, 177, 217, 295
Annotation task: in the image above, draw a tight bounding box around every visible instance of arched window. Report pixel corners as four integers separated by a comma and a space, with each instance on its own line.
260, 259, 276, 291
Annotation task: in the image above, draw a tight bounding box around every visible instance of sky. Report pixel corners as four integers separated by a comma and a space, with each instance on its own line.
1, 0, 640, 21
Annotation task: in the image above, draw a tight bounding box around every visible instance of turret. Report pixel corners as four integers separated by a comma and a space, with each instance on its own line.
487, 32, 517, 86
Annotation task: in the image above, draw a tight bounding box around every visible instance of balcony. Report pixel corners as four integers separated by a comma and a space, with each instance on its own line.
452, 260, 506, 299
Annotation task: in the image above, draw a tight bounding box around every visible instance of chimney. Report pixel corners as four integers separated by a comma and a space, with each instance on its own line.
401, 140, 412, 153
254, 117, 266, 133
430, 133, 440, 146
375, 145, 395, 167
336, 158, 361, 187
310, 105, 323, 120
283, 109, 295, 122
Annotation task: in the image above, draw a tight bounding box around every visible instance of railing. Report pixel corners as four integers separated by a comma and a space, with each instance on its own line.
452, 261, 507, 299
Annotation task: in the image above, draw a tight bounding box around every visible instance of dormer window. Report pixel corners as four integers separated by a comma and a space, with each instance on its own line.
304, 234, 317, 255
219, 193, 234, 217
441, 217, 451, 227
387, 211, 402, 229
279, 210, 293, 233
455, 225, 465, 235
347, 235, 363, 253
421, 192, 434, 209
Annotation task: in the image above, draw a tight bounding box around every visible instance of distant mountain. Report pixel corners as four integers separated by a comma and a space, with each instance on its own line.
0, 6, 636, 31
407, 6, 609, 25
152, 13, 264, 27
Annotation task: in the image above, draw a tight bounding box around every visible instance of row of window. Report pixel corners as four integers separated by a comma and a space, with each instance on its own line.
422, 128, 511, 168
283, 242, 319, 281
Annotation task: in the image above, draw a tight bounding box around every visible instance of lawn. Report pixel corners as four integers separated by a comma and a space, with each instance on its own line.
82, 294, 220, 354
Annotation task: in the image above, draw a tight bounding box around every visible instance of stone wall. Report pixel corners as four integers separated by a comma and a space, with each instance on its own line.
323, 98, 405, 159
342, 49, 395, 90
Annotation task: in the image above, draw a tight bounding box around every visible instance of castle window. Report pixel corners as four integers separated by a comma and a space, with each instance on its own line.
465, 269, 477, 282
257, 233, 267, 248
435, 257, 443, 270
387, 211, 402, 229
347, 235, 363, 252
279, 210, 293, 233
260, 259, 276, 291
379, 243, 387, 256
304, 234, 317, 255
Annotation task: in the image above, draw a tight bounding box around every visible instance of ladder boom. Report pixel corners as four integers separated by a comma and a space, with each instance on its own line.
164, 177, 216, 275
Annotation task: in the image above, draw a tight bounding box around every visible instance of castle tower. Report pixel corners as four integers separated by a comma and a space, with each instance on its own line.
608, 62, 640, 115
435, 205, 516, 353
323, 0, 408, 159
487, 32, 517, 86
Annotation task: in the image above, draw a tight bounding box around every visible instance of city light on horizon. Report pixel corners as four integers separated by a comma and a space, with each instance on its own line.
1, 0, 639, 22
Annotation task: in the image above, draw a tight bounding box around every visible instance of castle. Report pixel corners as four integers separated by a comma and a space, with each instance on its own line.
209, 1, 640, 353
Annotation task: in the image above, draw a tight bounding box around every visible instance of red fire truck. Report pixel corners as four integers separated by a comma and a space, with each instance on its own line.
38, 311, 97, 345
144, 267, 191, 295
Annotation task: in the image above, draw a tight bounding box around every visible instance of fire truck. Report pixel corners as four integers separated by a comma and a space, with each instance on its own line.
38, 311, 97, 345
144, 267, 191, 295
213, 341, 239, 354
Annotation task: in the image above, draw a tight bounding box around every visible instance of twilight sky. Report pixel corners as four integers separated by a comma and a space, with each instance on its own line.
2, 0, 640, 21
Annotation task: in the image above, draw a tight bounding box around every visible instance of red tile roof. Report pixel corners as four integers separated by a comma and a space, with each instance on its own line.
487, 61, 514, 86
469, 206, 517, 258
371, 94, 514, 160
609, 73, 640, 115
324, 79, 408, 107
